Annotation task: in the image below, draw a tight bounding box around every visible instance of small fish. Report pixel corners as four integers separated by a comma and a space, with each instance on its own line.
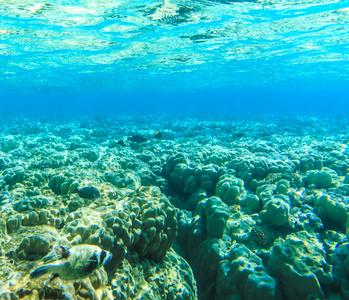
78, 186, 100, 200
116, 140, 125, 147
233, 132, 244, 139
154, 131, 162, 139
128, 135, 148, 143
30, 244, 112, 281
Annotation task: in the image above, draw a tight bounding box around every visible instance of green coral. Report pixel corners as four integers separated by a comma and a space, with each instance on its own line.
215, 174, 246, 206
196, 196, 230, 239
259, 195, 290, 227
303, 168, 337, 189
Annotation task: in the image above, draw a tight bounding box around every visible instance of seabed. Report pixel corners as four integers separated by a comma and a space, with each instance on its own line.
0, 113, 348, 300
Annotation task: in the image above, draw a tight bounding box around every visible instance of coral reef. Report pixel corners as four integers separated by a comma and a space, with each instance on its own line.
1, 114, 349, 300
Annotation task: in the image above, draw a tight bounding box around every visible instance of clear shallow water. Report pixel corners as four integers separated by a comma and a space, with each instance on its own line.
0, 0, 349, 113
2, 3, 349, 299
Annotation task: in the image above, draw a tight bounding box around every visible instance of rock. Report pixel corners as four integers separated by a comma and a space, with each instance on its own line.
78, 186, 101, 200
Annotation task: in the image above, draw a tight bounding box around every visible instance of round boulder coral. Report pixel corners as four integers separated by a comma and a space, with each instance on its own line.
303, 168, 336, 189
259, 197, 290, 226
215, 174, 247, 206
196, 196, 230, 239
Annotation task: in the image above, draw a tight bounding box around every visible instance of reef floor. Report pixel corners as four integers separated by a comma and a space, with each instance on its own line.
0, 113, 348, 300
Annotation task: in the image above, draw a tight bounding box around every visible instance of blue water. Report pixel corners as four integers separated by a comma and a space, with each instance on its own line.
1, 0, 349, 114
2, 2, 349, 298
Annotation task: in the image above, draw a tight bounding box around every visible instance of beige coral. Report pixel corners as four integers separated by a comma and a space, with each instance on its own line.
1, 268, 112, 300
111, 249, 197, 300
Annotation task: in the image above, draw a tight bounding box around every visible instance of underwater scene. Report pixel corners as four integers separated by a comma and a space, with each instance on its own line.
1, 0, 349, 299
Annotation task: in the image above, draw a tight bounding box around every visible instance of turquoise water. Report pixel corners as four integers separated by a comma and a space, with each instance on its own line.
2, 2, 349, 299
1, 0, 349, 113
